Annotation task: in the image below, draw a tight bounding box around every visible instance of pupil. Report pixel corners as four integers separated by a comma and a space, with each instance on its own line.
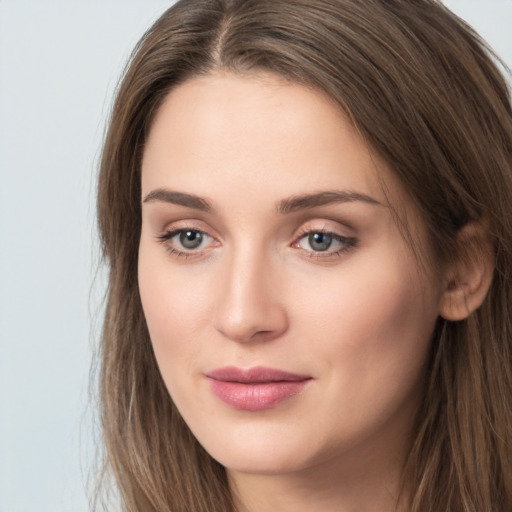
309, 232, 332, 251
180, 230, 203, 249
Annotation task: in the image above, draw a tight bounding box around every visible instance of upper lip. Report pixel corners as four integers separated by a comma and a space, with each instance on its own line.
206, 366, 311, 383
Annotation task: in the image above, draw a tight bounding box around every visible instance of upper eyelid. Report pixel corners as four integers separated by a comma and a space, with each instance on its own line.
159, 227, 213, 243
293, 221, 353, 238
156, 218, 354, 243
296, 226, 342, 236
158, 221, 219, 239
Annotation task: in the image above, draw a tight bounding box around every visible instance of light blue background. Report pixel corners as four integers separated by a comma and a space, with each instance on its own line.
0, 1, 510, 511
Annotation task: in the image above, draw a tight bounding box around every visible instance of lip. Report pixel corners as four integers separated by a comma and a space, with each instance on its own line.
206, 366, 312, 411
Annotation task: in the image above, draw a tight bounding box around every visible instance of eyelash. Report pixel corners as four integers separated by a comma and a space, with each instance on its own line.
293, 227, 357, 259
156, 227, 357, 260
156, 229, 213, 259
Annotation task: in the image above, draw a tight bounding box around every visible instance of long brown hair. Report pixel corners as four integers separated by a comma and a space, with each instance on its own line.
95, 1, 512, 510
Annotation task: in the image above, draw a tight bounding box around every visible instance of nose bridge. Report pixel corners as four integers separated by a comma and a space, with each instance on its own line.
214, 241, 287, 343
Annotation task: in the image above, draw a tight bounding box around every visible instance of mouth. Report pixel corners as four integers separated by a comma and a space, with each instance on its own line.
205, 366, 312, 411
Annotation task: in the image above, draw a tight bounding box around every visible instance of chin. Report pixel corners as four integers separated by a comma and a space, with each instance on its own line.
194, 422, 325, 476
216, 449, 309, 476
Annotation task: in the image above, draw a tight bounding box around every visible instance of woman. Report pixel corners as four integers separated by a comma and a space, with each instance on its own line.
95, 0, 512, 510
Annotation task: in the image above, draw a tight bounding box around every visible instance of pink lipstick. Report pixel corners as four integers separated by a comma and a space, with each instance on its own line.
206, 366, 311, 411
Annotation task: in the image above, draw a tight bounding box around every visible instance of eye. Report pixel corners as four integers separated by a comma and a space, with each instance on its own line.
293, 229, 356, 257
156, 228, 217, 257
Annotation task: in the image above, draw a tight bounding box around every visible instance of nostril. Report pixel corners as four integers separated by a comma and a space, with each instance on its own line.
212, 257, 289, 343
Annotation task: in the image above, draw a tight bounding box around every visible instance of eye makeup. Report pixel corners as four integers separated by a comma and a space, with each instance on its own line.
155, 222, 358, 262
292, 227, 357, 259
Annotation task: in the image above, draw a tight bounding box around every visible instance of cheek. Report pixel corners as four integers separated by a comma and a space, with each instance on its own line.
292, 248, 439, 404
297, 255, 434, 342
137, 246, 213, 378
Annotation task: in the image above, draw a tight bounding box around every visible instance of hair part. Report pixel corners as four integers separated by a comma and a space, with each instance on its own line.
96, 1, 512, 510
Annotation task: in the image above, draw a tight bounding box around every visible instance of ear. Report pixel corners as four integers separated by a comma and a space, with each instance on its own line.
439, 220, 494, 321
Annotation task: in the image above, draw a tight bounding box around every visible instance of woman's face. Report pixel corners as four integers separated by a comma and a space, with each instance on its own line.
138, 72, 445, 477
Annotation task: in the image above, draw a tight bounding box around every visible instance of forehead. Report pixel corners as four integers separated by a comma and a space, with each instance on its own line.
141, 72, 401, 212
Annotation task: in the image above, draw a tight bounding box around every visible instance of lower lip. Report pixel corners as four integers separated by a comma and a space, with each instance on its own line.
207, 378, 310, 411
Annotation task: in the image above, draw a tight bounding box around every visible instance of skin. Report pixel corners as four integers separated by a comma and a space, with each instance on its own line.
138, 72, 448, 512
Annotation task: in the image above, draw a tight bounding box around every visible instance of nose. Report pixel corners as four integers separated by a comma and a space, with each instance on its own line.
213, 250, 289, 344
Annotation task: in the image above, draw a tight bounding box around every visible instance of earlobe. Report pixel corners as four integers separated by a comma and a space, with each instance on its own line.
439, 221, 494, 321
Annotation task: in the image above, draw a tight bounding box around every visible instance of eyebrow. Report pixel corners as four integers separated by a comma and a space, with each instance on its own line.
142, 188, 381, 213
277, 190, 382, 214
143, 189, 212, 212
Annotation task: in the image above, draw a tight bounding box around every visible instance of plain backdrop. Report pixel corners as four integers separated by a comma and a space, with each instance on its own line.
0, 1, 510, 511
